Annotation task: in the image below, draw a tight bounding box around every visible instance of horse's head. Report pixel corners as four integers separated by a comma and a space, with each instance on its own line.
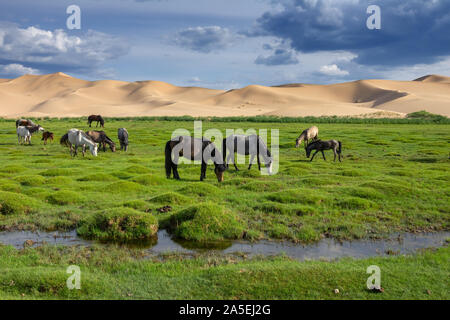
214, 163, 227, 182
110, 143, 116, 152
90, 144, 98, 157
38, 125, 44, 132
295, 138, 302, 148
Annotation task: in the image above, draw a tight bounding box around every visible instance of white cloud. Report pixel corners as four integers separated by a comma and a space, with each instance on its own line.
319, 64, 349, 76
0, 63, 39, 76
0, 23, 129, 74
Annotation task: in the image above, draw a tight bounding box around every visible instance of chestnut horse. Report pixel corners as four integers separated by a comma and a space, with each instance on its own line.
42, 131, 54, 145
85, 130, 116, 152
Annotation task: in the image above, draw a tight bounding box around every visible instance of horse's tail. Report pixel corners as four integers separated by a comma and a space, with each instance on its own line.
165, 141, 173, 178
60, 133, 69, 146
338, 141, 342, 154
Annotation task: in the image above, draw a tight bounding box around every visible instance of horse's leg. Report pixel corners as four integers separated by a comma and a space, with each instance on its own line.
321, 151, 326, 161
248, 154, 255, 170
257, 153, 261, 171
173, 165, 180, 180
310, 150, 319, 162
333, 148, 337, 162
200, 161, 207, 181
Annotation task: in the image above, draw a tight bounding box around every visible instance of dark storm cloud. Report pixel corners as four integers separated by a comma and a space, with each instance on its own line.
252, 0, 450, 66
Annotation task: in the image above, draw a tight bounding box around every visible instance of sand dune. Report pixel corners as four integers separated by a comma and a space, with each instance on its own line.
0, 72, 449, 118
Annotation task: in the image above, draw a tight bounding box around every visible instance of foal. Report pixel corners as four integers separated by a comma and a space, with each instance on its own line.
42, 131, 54, 145
306, 140, 342, 162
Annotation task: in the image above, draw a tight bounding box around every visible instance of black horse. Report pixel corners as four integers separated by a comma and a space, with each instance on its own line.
306, 139, 342, 162
87, 115, 105, 128
165, 136, 227, 182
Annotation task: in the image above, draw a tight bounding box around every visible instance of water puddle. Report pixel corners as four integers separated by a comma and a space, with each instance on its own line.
0, 229, 448, 261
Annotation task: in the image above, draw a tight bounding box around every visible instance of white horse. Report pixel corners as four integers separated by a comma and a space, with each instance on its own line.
17, 125, 44, 145
67, 129, 98, 157
222, 134, 273, 175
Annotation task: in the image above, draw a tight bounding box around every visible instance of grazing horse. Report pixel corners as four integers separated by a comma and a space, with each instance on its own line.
17, 125, 44, 145
222, 134, 273, 174
62, 129, 98, 157
296, 126, 319, 149
85, 130, 116, 152
165, 136, 227, 182
87, 115, 104, 128
118, 128, 129, 151
306, 140, 342, 162
42, 131, 54, 145
15, 119, 36, 128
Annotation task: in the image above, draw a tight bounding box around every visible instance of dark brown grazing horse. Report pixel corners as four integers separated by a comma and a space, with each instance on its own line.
16, 119, 36, 128
85, 130, 116, 152
41, 131, 54, 145
306, 139, 342, 162
165, 136, 227, 182
87, 115, 104, 128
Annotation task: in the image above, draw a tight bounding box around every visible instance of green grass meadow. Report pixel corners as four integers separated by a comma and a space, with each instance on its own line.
0, 117, 448, 299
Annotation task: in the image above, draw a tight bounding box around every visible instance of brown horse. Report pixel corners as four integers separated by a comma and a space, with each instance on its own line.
296, 126, 319, 149
87, 115, 104, 128
41, 131, 54, 145
16, 119, 36, 128
85, 130, 116, 152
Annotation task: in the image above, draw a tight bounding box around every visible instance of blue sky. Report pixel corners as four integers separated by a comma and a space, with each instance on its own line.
1, 0, 450, 88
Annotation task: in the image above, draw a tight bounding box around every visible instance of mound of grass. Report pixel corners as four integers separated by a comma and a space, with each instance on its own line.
360, 181, 411, 196
0, 165, 27, 173
295, 225, 322, 242
239, 181, 283, 192
169, 203, 245, 241
131, 174, 166, 186
107, 181, 145, 193
46, 190, 84, 205
40, 168, 79, 177
77, 173, 117, 182
122, 199, 151, 212
0, 179, 21, 192
0, 191, 41, 215
254, 202, 317, 216
298, 175, 341, 186
125, 165, 151, 174
149, 192, 190, 204
220, 178, 248, 186
337, 169, 364, 177
266, 189, 327, 205
77, 207, 158, 241
335, 197, 378, 210
14, 175, 46, 187
45, 176, 73, 185
342, 187, 383, 200
178, 183, 219, 196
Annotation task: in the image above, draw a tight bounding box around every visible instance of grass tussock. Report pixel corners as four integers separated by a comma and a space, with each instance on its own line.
77, 207, 158, 241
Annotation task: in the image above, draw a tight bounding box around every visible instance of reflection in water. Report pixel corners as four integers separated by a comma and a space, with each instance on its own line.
0, 229, 448, 261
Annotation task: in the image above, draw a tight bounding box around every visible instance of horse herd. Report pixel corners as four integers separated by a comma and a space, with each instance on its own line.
15, 118, 342, 183
166, 126, 342, 182
15, 116, 129, 157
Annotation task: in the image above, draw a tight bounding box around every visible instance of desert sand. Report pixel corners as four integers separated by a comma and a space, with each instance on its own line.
0, 72, 449, 118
